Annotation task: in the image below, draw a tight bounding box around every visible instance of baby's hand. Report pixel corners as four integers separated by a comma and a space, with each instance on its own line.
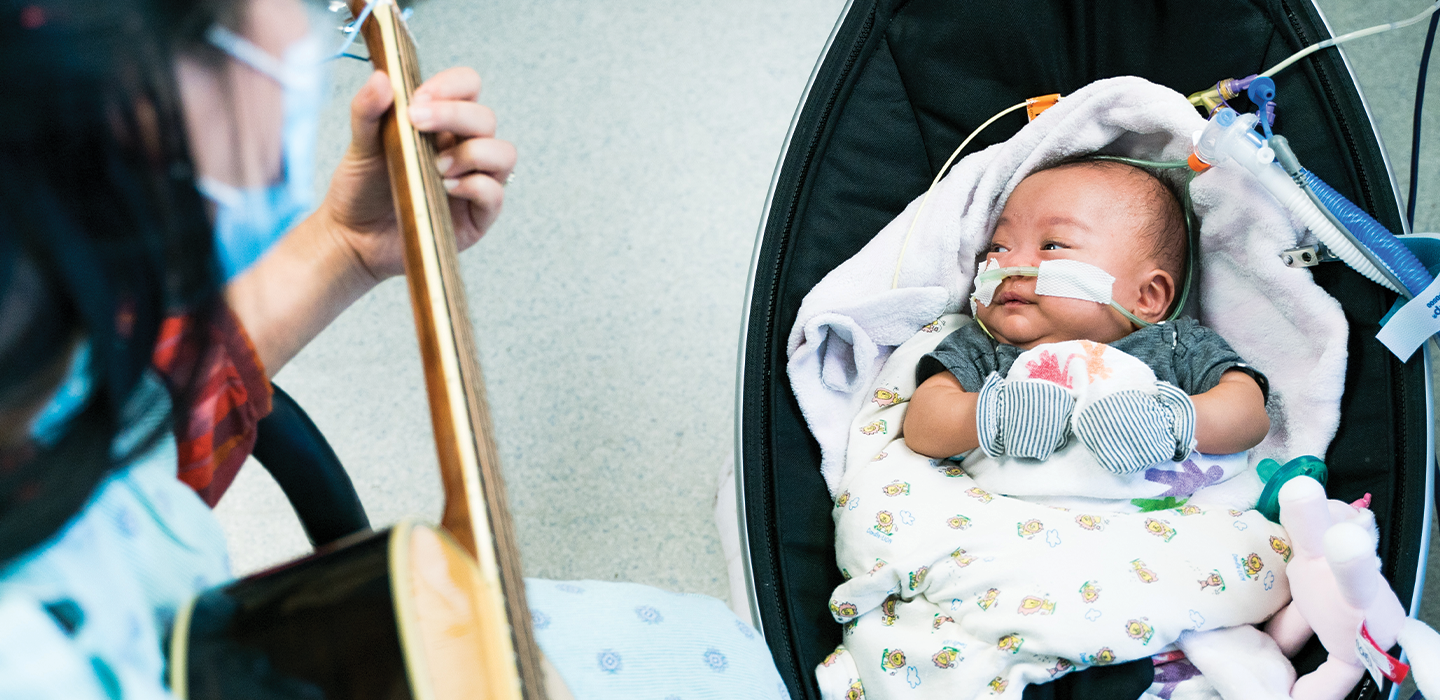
974, 372, 1075, 461
1002, 340, 1196, 474
1072, 381, 1196, 474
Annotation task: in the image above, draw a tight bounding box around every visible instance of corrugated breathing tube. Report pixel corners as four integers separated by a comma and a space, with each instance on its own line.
1300, 169, 1432, 298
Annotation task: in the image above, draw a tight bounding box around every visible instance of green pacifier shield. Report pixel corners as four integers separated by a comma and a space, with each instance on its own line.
1254, 455, 1328, 523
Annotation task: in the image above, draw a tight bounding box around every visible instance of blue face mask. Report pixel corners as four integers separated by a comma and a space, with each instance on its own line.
197, 26, 327, 280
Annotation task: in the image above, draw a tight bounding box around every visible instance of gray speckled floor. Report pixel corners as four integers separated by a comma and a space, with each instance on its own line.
216, 0, 1440, 657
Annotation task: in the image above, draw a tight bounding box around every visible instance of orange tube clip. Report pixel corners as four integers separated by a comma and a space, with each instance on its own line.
1026, 94, 1062, 121
1187, 152, 1212, 173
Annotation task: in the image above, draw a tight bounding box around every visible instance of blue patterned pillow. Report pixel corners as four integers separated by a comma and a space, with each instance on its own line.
526, 579, 791, 700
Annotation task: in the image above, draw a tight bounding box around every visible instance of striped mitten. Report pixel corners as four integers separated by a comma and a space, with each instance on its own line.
1072, 381, 1196, 474
975, 372, 1076, 461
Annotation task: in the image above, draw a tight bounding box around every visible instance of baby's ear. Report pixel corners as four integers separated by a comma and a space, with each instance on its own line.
1132, 268, 1176, 322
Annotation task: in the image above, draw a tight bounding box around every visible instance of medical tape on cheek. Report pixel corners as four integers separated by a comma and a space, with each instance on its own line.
968, 258, 1152, 326
1038, 260, 1157, 327
1033, 259, 1115, 304
969, 259, 1113, 306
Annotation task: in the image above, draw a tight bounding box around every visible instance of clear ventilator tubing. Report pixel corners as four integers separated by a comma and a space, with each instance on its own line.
1193, 108, 1401, 294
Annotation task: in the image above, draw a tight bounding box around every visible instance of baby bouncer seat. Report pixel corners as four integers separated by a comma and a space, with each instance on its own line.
735, 1, 1436, 698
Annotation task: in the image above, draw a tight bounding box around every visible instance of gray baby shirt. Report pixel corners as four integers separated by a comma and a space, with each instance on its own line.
917, 316, 1269, 401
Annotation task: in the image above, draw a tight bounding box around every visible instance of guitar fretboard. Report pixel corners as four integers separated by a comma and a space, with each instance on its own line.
352, 2, 546, 698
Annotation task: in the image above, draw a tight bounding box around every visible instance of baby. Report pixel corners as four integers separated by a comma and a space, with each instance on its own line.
816, 158, 1295, 700
904, 158, 1270, 473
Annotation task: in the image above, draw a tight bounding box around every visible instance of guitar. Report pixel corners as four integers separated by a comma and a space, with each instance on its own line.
167, 2, 564, 698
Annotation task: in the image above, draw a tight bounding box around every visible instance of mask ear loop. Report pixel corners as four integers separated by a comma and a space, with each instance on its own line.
206, 26, 293, 85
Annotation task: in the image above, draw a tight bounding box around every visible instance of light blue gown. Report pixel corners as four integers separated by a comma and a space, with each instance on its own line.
0, 376, 230, 700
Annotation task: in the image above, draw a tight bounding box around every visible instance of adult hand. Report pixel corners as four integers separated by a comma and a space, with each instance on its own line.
225, 66, 516, 377
319, 66, 517, 281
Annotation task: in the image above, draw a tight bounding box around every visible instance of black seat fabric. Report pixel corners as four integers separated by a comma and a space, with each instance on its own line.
740, 1, 1429, 699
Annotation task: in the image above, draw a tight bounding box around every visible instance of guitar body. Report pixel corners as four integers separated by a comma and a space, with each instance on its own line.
170, 521, 489, 700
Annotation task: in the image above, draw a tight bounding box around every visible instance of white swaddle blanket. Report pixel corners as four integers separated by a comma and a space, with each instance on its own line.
817, 318, 1293, 700
787, 76, 1350, 496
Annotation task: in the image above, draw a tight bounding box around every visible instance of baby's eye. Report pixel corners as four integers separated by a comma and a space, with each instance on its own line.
1040, 241, 1067, 251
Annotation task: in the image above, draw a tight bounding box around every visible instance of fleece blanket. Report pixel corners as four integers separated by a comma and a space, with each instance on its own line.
787, 76, 1349, 495
816, 320, 1294, 700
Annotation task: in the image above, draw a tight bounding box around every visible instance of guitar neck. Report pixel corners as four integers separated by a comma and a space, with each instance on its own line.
348, 2, 545, 698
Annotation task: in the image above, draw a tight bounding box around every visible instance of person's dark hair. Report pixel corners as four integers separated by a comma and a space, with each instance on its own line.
1040, 156, 1190, 297
0, 0, 240, 563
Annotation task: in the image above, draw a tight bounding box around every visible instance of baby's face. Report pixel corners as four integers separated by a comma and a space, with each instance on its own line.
974, 165, 1167, 349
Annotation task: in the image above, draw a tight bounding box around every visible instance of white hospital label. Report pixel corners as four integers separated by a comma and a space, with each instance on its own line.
1375, 273, 1440, 361
1354, 622, 1409, 686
